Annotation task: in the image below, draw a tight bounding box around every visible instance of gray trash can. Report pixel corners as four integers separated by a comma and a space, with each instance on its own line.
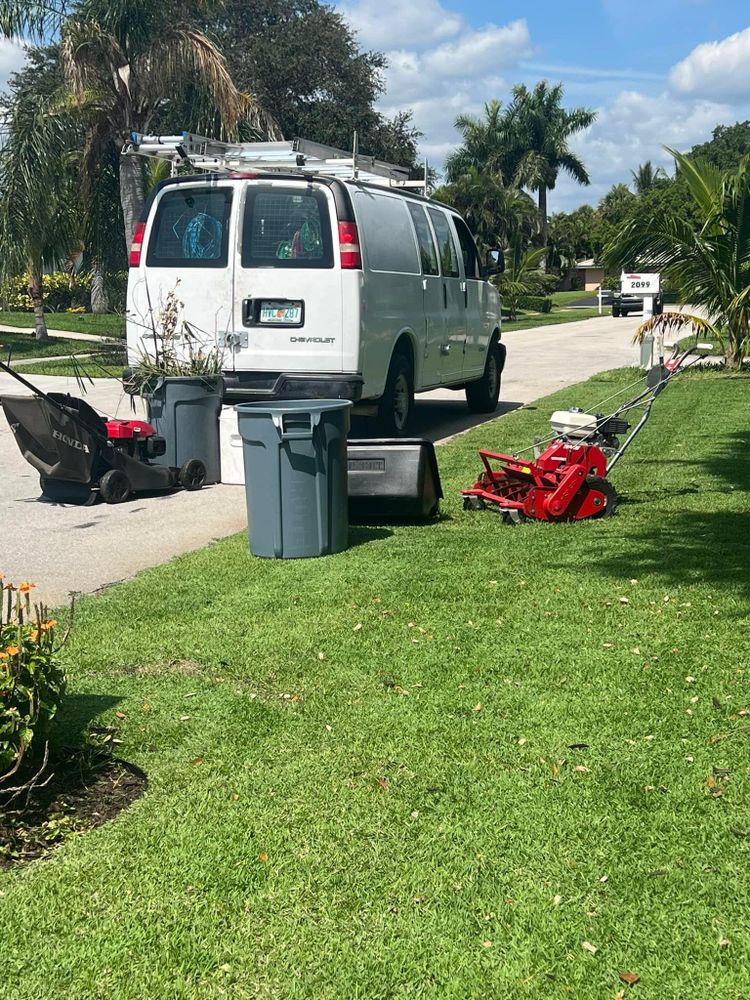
235, 399, 352, 558
143, 376, 222, 484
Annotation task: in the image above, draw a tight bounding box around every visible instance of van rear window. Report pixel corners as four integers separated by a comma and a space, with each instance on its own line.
241, 188, 333, 269
146, 187, 232, 268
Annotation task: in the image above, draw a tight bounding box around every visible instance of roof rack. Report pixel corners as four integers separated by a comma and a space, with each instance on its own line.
124, 131, 428, 193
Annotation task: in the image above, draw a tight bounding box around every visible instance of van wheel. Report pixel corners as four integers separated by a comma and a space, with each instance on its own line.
466, 339, 503, 414
377, 352, 414, 437
612, 306, 621, 317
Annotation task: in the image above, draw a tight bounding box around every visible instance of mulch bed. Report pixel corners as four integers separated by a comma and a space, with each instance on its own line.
0, 748, 146, 869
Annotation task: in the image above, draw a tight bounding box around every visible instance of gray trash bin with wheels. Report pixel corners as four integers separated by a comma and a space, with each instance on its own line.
235, 399, 352, 558
142, 376, 223, 484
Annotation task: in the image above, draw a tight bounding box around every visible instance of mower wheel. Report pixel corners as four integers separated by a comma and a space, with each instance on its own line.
587, 475, 618, 518
463, 495, 486, 511
502, 509, 526, 525
179, 459, 207, 491
99, 469, 132, 504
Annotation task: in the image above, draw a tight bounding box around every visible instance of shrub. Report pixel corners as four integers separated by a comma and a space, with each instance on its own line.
569, 276, 584, 291
0, 578, 67, 787
518, 295, 553, 313
0, 272, 92, 312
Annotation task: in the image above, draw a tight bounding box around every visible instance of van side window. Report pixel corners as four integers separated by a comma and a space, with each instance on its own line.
427, 208, 460, 278
406, 203, 439, 276
241, 188, 333, 269
452, 216, 481, 279
147, 188, 232, 268
353, 191, 421, 274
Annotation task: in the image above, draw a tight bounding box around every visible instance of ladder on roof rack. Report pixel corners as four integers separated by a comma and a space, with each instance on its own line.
123, 131, 428, 192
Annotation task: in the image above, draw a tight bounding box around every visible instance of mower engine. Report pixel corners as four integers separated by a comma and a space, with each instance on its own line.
549, 408, 630, 455
105, 419, 167, 461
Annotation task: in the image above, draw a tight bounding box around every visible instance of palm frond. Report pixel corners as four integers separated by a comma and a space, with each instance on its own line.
136, 28, 244, 133
632, 311, 718, 345
0, 0, 65, 40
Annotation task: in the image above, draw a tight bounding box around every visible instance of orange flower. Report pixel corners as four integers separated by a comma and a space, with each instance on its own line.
18, 582, 36, 594
41, 620, 58, 631
5, 646, 19, 656
29, 630, 39, 642
0, 651, 8, 661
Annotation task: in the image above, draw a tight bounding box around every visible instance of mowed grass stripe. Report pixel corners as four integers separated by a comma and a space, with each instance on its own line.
1, 368, 748, 999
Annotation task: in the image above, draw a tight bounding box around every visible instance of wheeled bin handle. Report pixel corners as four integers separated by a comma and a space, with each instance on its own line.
271, 410, 321, 440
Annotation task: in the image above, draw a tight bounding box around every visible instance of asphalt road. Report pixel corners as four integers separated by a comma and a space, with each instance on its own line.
0, 312, 643, 606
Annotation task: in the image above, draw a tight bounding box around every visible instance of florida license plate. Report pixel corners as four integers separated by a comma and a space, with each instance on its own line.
259, 301, 302, 325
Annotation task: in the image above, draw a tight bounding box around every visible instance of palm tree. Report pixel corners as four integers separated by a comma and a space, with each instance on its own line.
503, 82, 597, 252
496, 243, 549, 320
0, 53, 77, 341
445, 100, 513, 183
631, 160, 668, 194
605, 149, 750, 367
0, 0, 261, 247
433, 167, 537, 250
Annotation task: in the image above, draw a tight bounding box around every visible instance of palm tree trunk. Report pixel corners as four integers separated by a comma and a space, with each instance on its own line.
27, 265, 49, 343
90, 260, 109, 314
119, 153, 145, 248
538, 186, 549, 270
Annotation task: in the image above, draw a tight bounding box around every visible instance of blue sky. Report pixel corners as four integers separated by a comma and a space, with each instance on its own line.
337, 0, 750, 210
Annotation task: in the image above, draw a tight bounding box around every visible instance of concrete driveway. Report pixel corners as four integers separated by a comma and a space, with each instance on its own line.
0, 312, 643, 606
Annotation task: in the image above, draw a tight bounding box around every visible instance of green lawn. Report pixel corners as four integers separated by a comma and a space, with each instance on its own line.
0, 330, 107, 361
13, 350, 126, 378
2, 369, 749, 999
551, 290, 599, 306
0, 311, 125, 338
504, 307, 602, 331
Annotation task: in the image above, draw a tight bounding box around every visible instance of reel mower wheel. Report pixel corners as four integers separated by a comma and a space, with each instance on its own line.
99, 468, 132, 504
463, 495, 486, 511
502, 509, 526, 525
587, 475, 618, 518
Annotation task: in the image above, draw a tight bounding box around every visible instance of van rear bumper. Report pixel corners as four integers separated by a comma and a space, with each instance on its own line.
222, 371, 364, 404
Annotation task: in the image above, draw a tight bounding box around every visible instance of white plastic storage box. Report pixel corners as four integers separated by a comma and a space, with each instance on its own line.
219, 406, 244, 485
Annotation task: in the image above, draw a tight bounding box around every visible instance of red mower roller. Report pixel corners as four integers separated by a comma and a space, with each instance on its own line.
462, 342, 712, 524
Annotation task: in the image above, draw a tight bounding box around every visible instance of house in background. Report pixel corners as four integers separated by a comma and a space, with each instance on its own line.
560, 258, 605, 291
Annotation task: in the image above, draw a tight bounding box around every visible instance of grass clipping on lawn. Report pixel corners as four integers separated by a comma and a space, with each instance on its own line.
1, 367, 749, 999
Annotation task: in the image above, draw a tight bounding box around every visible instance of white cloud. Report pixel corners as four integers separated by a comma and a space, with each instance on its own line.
421, 20, 532, 78
670, 27, 750, 101
554, 89, 739, 211
375, 19, 531, 152
337, 0, 463, 50
0, 38, 26, 93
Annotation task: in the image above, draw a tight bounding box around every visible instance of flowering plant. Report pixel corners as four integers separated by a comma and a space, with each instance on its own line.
126, 282, 225, 393
0, 577, 67, 788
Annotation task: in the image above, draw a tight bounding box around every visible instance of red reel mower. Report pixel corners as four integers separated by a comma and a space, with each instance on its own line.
462, 342, 712, 524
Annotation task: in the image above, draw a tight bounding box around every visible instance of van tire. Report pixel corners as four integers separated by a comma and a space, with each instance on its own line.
376, 352, 414, 436
466, 339, 503, 414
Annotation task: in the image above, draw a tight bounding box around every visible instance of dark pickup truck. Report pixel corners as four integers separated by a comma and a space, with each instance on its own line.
612, 289, 663, 317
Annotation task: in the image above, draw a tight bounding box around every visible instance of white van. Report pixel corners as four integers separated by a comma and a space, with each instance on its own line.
126, 136, 505, 435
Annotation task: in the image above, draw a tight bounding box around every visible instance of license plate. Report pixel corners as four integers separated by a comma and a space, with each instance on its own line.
259, 301, 302, 325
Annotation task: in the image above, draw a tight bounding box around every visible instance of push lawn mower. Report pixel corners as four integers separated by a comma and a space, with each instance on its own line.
462, 342, 712, 524
0, 361, 207, 505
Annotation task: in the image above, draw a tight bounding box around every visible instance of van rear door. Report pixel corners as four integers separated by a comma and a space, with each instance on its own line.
130, 181, 235, 359
229, 181, 343, 374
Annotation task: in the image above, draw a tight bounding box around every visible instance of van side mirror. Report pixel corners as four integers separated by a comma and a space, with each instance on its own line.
486, 248, 504, 275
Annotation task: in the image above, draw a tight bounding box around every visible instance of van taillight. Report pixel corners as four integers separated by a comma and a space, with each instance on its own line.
129, 221, 146, 267
338, 221, 361, 269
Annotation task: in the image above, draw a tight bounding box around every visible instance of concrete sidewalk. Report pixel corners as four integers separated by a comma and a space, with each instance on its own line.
0, 312, 644, 606
0, 323, 119, 344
